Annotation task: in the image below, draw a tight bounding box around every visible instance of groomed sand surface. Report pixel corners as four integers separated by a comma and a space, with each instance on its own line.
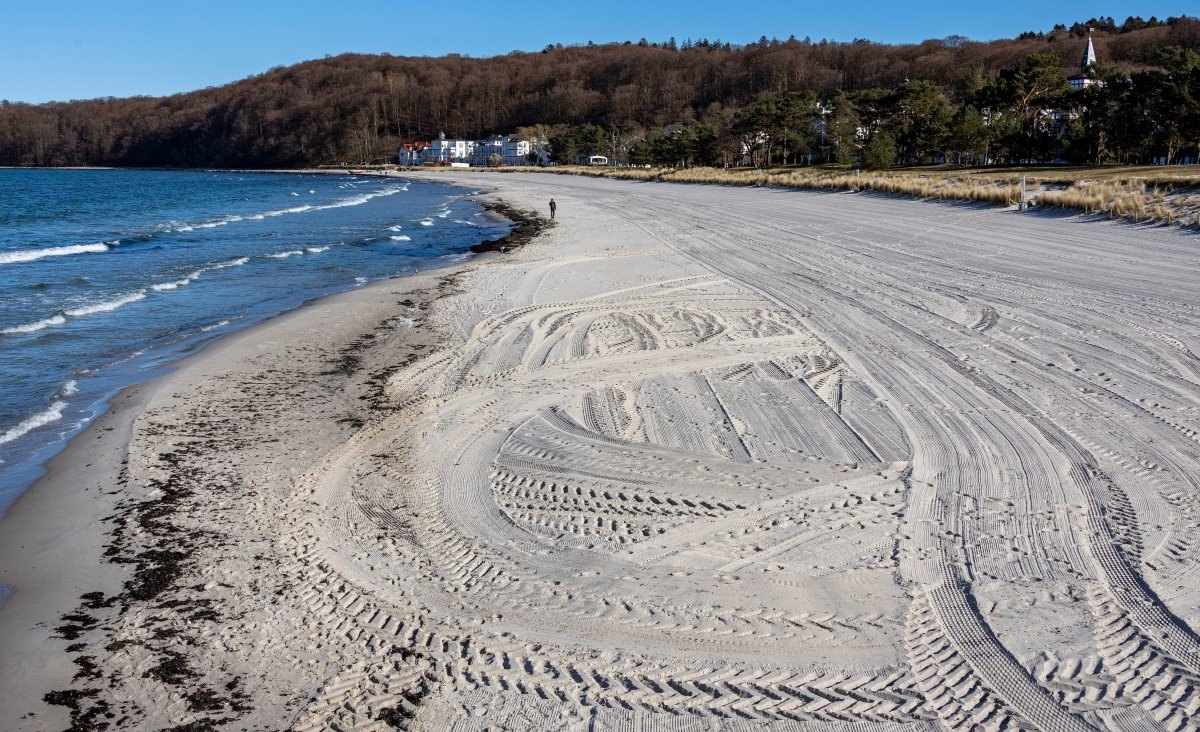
4, 173, 1200, 730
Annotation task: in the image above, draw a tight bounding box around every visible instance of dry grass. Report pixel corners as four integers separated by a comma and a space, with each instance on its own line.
412, 162, 1200, 228
1035, 179, 1200, 225
507, 164, 1027, 207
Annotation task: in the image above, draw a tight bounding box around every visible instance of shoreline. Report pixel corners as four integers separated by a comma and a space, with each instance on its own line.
0, 176, 515, 728
4, 172, 1198, 729
0, 170, 513, 522
0, 256, 493, 728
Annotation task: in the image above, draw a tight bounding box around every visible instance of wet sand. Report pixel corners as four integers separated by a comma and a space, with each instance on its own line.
0, 264, 476, 729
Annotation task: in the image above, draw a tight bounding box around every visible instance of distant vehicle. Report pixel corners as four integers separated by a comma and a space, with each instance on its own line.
588, 155, 608, 166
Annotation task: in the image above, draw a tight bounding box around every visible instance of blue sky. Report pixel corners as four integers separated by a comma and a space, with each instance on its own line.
1, 1, 1195, 104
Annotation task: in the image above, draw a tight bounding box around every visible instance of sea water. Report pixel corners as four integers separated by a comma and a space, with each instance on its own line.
0, 169, 502, 514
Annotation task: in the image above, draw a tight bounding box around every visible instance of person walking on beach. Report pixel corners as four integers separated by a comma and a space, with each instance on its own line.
549, 199, 556, 219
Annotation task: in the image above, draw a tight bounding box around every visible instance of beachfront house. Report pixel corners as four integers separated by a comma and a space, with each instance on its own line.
399, 141, 431, 166
399, 132, 540, 166
430, 131, 472, 163
471, 134, 538, 166
502, 137, 533, 165
470, 135, 506, 166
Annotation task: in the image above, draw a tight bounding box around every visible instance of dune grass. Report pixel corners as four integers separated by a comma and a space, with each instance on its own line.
474, 164, 1200, 227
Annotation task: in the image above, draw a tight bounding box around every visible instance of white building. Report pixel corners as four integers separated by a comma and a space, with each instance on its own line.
401, 132, 539, 166
470, 135, 505, 166
472, 135, 536, 166
429, 131, 472, 163
502, 137, 532, 165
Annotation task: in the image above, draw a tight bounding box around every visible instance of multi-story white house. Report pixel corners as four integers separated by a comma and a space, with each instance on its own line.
502, 137, 533, 165
400, 132, 541, 166
470, 135, 506, 166
428, 131, 472, 163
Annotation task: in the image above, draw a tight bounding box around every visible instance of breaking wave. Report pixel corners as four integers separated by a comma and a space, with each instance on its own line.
211, 257, 250, 270
159, 185, 408, 233
1, 314, 67, 335
152, 270, 202, 291
64, 291, 147, 317
0, 401, 68, 446
0, 242, 113, 265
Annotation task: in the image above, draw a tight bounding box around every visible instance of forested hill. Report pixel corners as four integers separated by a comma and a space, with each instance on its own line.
2, 16, 1198, 168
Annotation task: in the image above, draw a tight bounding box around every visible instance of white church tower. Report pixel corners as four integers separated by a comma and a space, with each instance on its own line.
1069, 32, 1102, 89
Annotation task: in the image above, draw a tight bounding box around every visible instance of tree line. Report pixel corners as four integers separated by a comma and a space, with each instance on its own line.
1, 16, 1197, 168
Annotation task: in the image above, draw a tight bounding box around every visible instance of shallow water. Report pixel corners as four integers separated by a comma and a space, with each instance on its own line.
0, 169, 502, 513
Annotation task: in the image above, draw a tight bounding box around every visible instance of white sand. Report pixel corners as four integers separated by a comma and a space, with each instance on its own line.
4, 173, 1200, 730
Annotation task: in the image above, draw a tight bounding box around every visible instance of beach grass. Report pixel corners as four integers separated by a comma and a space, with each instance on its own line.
409, 163, 1200, 227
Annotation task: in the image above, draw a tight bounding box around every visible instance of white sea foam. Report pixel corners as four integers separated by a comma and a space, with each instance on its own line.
0, 242, 111, 265
166, 215, 243, 233
265, 205, 313, 217
163, 185, 407, 232
290, 192, 300, 196
64, 291, 147, 317
437, 209, 451, 218
0, 401, 68, 446
322, 187, 405, 210
60, 380, 79, 396
388, 224, 404, 231
152, 278, 192, 291
211, 257, 250, 270
1, 314, 67, 335
389, 235, 412, 242
419, 218, 434, 226
354, 276, 369, 284
267, 250, 304, 259
306, 246, 331, 253
200, 319, 231, 332
453, 219, 481, 227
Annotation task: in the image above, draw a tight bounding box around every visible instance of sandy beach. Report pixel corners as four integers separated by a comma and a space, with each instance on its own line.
4, 172, 1200, 731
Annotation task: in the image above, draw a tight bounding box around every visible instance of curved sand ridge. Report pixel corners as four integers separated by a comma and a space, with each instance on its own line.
281, 175, 1200, 730
21, 173, 1200, 730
